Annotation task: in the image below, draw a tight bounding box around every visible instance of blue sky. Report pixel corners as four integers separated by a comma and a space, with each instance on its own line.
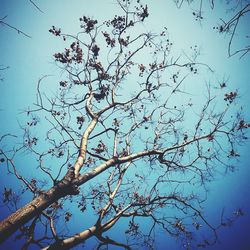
0, 0, 250, 249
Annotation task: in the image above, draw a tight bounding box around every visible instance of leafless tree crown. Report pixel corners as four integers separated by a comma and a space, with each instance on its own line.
0, 1, 249, 249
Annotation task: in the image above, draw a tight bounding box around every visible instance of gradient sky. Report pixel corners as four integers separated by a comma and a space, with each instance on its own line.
0, 1, 250, 249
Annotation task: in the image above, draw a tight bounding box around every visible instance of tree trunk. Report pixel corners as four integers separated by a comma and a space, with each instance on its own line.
0, 168, 78, 243
0, 158, 118, 243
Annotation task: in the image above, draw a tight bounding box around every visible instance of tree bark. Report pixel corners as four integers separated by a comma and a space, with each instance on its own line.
0, 154, 152, 242
42, 226, 97, 250
0, 168, 79, 243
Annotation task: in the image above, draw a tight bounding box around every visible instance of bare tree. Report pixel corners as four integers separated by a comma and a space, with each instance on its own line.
174, 0, 250, 57
0, 1, 249, 249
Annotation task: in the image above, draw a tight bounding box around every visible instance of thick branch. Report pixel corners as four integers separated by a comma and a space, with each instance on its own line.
42, 226, 97, 250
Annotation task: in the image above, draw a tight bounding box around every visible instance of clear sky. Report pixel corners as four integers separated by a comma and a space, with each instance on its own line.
0, 0, 250, 249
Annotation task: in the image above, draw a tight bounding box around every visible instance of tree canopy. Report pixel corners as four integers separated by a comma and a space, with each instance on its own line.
0, 0, 249, 249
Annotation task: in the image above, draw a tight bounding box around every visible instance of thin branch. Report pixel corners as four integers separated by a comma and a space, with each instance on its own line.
0, 16, 31, 38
